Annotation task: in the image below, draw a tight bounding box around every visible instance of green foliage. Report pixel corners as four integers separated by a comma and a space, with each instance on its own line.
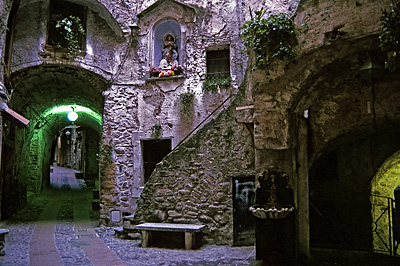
0, 20, 8, 35
100, 140, 113, 170
180, 91, 195, 115
241, 9, 297, 70
53, 15, 85, 58
380, 1, 400, 71
203, 76, 232, 93
151, 123, 162, 139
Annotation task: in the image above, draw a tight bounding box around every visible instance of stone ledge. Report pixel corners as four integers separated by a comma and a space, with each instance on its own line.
145, 75, 185, 83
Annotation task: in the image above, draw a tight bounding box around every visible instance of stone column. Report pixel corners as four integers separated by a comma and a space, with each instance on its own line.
297, 114, 310, 258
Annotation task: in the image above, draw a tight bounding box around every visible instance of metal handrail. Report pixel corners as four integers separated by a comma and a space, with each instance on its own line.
172, 93, 236, 151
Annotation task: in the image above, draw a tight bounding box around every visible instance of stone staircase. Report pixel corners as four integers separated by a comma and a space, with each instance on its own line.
114, 215, 141, 240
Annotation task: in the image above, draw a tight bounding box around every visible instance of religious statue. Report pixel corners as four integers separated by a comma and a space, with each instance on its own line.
159, 33, 178, 69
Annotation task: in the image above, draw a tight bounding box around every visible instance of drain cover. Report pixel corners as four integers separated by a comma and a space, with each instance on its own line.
71, 242, 91, 247
77, 233, 97, 238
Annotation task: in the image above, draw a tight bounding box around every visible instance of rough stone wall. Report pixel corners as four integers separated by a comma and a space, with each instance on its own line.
133, 86, 255, 244
11, 0, 125, 76
4, 0, 298, 224
100, 0, 252, 222
241, 0, 399, 254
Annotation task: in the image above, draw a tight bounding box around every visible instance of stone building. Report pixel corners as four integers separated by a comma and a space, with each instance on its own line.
1, 0, 400, 262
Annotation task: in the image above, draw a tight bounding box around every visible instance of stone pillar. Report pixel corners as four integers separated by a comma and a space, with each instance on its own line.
297, 114, 310, 258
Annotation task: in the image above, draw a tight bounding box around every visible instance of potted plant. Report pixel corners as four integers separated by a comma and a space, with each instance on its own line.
149, 67, 162, 77
171, 65, 184, 75
52, 15, 85, 58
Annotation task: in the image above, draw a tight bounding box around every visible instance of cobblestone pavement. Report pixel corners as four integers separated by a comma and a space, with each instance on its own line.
0, 166, 257, 266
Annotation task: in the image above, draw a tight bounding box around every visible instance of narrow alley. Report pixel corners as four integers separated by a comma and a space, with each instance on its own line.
0, 166, 256, 266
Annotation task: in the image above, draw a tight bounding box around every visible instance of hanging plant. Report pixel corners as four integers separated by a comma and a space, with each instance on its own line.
151, 123, 162, 139
52, 15, 85, 58
203, 76, 232, 94
180, 90, 195, 116
380, 1, 400, 72
241, 9, 297, 70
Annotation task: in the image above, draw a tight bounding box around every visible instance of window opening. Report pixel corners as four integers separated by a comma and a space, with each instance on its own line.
206, 49, 230, 78
48, 0, 86, 51
142, 139, 172, 183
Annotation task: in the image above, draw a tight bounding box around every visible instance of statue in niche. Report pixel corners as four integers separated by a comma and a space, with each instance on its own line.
159, 33, 178, 69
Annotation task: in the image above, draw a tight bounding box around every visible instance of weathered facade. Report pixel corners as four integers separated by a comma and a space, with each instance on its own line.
1, 0, 400, 262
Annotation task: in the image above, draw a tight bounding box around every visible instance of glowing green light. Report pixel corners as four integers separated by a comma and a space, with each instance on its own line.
43, 105, 102, 126
67, 111, 78, 122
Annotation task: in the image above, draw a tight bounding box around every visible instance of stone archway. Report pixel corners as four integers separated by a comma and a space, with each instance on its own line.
0, 65, 107, 220
370, 150, 400, 254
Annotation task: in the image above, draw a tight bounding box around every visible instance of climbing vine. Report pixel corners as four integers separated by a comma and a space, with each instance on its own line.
380, 1, 400, 72
203, 76, 231, 94
241, 9, 297, 70
151, 123, 162, 139
180, 90, 195, 116
99, 140, 113, 172
52, 15, 85, 58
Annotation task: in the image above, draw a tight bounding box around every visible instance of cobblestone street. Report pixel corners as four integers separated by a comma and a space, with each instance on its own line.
0, 166, 257, 266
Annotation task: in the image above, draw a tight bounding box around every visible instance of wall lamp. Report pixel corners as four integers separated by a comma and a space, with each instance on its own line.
129, 22, 140, 47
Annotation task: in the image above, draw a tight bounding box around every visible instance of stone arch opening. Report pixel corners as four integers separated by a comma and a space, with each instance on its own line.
285, 38, 400, 252
370, 150, 400, 254
309, 127, 400, 251
1, 65, 107, 220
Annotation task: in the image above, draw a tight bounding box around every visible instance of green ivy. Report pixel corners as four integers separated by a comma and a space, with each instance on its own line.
241, 9, 297, 70
53, 15, 85, 58
99, 140, 113, 171
180, 91, 195, 116
203, 76, 232, 93
380, 1, 400, 72
151, 123, 162, 139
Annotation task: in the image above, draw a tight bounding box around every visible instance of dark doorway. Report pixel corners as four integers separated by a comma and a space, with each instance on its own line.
142, 139, 172, 183
233, 176, 256, 246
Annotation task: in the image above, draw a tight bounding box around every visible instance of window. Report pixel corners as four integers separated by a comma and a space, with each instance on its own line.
206, 49, 230, 78
47, 0, 86, 51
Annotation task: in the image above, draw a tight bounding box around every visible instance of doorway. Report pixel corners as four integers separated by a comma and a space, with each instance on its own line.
142, 139, 172, 183
233, 176, 256, 246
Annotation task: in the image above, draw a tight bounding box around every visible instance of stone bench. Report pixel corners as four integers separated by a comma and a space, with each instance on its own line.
0, 229, 9, 256
135, 222, 205, 250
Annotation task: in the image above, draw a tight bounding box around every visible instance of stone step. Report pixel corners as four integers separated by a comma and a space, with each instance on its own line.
123, 214, 135, 221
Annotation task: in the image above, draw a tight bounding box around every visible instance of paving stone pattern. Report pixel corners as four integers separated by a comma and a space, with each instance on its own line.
0, 166, 257, 266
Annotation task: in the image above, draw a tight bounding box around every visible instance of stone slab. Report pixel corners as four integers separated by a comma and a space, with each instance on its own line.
136, 222, 204, 232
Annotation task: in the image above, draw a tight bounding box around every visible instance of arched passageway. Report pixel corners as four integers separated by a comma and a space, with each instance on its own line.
309, 126, 400, 251
288, 38, 400, 253
371, 150, 400, 254
1, 65, 106, 220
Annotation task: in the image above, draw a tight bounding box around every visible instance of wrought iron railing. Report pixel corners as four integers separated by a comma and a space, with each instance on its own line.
371, 194, 399, 256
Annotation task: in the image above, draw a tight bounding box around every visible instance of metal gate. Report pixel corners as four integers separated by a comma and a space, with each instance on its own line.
371, 195, 399, 256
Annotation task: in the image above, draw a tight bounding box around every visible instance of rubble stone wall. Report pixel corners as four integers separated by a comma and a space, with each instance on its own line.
132, 87, 255, 245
